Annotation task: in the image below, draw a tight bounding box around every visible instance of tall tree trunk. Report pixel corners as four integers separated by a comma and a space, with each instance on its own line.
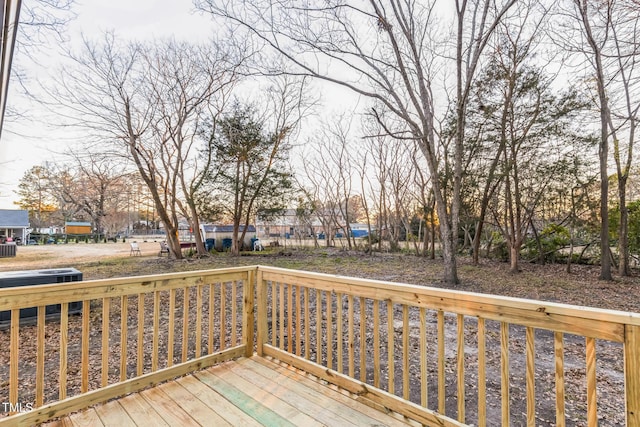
598, 103, 612, 280
576, 0, 611, 280
509, 245, 520, 273
618, 179, 630, 276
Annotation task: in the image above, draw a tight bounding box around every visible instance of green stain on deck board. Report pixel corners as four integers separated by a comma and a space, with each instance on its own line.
194, 372, 297, 427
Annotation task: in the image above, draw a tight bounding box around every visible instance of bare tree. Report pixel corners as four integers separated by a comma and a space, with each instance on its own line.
197, 0, 516, 284
300, 125, 347, 249
58, 153, 127, 241
8, 0, 75, 114
46, 33, 243, 258
602, 2, 640, 276
560, 0, 614, 279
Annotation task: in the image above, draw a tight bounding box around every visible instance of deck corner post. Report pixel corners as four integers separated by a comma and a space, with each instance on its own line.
256, 268, 267, 357
626, 324, 640, 427
242, 268, 257, 358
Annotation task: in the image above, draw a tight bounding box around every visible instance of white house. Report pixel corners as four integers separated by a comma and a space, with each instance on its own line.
0, 209, 30, 243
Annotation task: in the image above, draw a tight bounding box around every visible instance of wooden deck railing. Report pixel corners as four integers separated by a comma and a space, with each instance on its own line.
255, 266, 640, 427
0, 265, 639, 426
0, 267, 254, 426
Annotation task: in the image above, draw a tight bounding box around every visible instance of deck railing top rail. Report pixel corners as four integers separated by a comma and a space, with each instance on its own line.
0, 266, 255, 309
258, 265, 640, 335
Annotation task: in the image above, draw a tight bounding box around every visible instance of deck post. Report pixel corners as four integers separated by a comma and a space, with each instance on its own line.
256, 268, 267, 356
243, 269, 256, 357
626, 324, 640, 427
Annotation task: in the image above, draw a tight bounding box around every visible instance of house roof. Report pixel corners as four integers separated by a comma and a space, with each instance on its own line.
0, 209, 29, 227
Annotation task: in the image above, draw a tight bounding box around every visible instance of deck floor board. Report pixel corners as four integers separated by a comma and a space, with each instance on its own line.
48, 356, 415, 427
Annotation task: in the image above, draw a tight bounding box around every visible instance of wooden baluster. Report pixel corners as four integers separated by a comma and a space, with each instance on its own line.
182, 287, 189, 362
9, 308, 19, 412
360, 297, 366, 383
554, 332, 565, 427
388, 301, 395, 395
137, 294, 144, 376
586, 337, 597, 426
153, 290, 160, 371
304, 287, 310, 360
208, 284, 215, 354
271, 281, 277, 347
478, 317, 486, 427
81, 300, 90, 393
59, 303, 68, 400
374, 300, 380, 388
120, 296, 128, 382
296, 285, 302, 357
327, 291, 333, 370
420, 307, 427, 407
348, 294, 355, 378
501, 322, 510, 426
280, 284, 286, 351
101, 298, 110, 387
437, 310, 445, 413
457, 314, 465, 422
36, 306, 45, 408
403, 305, 410, 400
196, 284, 203, 358
337, 293, 343, 373
288, 283, 293, 353
220, 283, 226, 350
526, 327, 535, 427
167, 289, 175, 367
316, 289, 322, 364
231, 281, 237, 348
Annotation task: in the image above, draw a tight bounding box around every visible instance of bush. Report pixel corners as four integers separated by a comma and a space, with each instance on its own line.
524, 224, 570, 263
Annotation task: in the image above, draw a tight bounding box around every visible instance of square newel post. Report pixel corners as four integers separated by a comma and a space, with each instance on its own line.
626, 324, 640, 427
256, 269, 268, 357
242, 268, 256, 358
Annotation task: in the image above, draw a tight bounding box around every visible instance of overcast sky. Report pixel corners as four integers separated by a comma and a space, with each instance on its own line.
0, 1, 214, 209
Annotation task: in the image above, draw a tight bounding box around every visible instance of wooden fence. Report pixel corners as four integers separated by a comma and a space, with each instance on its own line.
0, 265, 639, 426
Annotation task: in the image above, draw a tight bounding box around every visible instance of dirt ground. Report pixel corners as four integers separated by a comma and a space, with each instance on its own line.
0, 243, 637, 425
0, 241, 165, 272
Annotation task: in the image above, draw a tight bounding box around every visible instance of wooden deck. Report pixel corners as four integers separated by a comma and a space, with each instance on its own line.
43, 356, 415, 427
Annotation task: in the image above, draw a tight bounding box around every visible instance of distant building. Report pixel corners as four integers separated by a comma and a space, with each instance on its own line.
65, 221, 92, 235
255, 208, 372, 240
201, 224, 257, 251
255, 208, 323, 239
0, 209, 30, 243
